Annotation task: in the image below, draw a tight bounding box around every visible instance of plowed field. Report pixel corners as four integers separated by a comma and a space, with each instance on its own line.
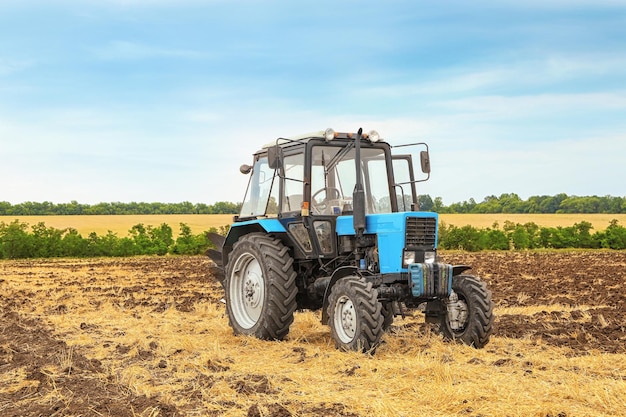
1, 251, 625, 416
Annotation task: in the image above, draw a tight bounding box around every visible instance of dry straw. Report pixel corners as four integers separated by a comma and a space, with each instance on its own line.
1, 256, 625, 416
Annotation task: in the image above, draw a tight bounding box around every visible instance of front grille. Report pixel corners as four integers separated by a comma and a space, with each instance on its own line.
405, 217, 437, 249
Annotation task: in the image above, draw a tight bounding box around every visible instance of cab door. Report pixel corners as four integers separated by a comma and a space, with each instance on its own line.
392, 155, 418, 211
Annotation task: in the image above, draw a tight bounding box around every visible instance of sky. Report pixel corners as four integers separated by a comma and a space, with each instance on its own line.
1, 0, 625, 206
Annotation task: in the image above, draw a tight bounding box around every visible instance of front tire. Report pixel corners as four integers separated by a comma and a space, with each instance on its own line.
434, 275, 494, 348
327, 276, 384, 352
225, 233, 297, 340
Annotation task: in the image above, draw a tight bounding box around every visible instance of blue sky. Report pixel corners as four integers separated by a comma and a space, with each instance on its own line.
1, 0, 625, 205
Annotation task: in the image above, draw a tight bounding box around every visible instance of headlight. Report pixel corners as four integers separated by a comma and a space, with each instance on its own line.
368, 130, 380, 142
324, 128, 335, 142
403, 250, 416, 266
424, 251, 436, 264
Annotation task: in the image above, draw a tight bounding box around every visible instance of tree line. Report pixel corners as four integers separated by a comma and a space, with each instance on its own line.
2, 193, 625, 215
0, 201, 242, 216
418, 193, 626, 214
0, 220, 226, 259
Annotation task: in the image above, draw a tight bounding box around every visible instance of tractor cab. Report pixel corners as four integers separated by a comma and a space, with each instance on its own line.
235, 128, 431, 261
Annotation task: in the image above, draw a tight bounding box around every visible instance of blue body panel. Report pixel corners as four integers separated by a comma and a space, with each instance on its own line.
336, 211, 439, 274
224, 218, 287, 253
230, 218, 287, 233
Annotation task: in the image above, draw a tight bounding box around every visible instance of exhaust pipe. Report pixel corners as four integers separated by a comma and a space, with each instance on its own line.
353, 127, 365, 239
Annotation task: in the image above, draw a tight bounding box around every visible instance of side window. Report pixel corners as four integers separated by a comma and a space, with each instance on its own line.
239, 156, 278, 217
392, 156, 415, 211
281, 153, 304, 212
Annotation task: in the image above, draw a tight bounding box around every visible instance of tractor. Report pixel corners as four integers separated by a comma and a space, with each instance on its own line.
207, 128, 494, 352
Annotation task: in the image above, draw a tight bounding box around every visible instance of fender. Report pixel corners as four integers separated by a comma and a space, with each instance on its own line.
221, 219, 287, 265
320, 266, 359, 325
453, 265, 472, 276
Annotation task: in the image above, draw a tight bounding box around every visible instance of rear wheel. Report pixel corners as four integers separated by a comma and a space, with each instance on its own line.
432, 275, 494, 348
381, 301, 395, 331
225, 233, 297, 340
327, 276, 384, 352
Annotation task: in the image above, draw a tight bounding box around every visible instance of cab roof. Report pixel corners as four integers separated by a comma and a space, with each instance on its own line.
261, 129, 384, 149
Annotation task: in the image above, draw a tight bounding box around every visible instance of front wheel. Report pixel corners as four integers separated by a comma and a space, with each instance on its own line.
224, 233, 297, 340
433, 275, 494, 348
327, 276, 384, 352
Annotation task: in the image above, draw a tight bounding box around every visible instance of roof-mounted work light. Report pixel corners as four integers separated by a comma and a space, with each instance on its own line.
368, 130, 380, 142
324, 128, 336, 142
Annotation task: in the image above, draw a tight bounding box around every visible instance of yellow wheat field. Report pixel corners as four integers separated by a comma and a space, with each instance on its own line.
2, 214, 234, 237
2, 213, 625, 237
439, 213, 626, 231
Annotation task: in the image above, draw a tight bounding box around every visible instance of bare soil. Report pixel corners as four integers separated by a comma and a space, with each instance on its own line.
1, 251, 625, 416
443, 251, 626, 354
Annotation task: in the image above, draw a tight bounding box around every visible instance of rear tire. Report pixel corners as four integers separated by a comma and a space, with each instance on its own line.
381, 301, 395, 331
225, 233, 297, 340
327, 276, 384, 352
434, 275, 494, 348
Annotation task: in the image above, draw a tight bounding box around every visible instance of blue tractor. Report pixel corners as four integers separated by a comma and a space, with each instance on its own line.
208, 128, 494, 352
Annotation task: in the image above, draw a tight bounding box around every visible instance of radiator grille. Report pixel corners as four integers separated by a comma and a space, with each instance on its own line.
405, 217, 437, 249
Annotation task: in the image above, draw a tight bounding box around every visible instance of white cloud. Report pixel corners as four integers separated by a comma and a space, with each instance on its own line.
439, 91, 626, 117
355, 53, 626, 101
0, 58, 34, 76
93, 40, 209, 61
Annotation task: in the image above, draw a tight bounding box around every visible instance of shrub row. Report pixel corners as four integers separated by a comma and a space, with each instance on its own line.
3, 219, 625, 260
0, 220, 227, 259
439, 220, 626, 251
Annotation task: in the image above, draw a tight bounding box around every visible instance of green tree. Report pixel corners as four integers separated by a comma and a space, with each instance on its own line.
598, 219, 626, 249
417, 194, 434, 211
149, 223, 174, 255
0, 220, 32, 259
61, 228, 88, 257
30, 222, 64, 257
482, 223, 510, 250
432, 197, 445, 213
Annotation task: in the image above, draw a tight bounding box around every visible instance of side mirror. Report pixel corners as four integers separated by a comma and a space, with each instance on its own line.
420, 150, 431, 174
240, 164, 252, 174
267, 145, 282, 170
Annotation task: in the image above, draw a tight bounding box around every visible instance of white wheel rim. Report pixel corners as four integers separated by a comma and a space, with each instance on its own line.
334, 295, 356, 343
229, 252, 265, 329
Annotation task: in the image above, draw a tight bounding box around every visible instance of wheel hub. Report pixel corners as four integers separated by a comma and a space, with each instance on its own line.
335, 296, 356, 341
244, 276, 261, 308
341, 306, 355, 333
447, 290, 469, 331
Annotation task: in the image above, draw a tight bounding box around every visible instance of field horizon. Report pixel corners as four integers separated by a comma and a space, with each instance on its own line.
2, 213, 626, 237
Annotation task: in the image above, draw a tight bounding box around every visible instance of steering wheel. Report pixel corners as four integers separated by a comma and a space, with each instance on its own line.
311, 187, 341, 214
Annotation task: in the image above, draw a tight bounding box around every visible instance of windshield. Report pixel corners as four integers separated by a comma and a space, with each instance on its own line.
310, 145, 392, 215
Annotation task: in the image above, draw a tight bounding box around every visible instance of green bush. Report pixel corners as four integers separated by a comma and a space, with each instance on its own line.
0, 220, 219, 259
2, 218, 625, 259
0, 221, 32, 259
596, 219, 626, 249
438, 219, 626, 252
